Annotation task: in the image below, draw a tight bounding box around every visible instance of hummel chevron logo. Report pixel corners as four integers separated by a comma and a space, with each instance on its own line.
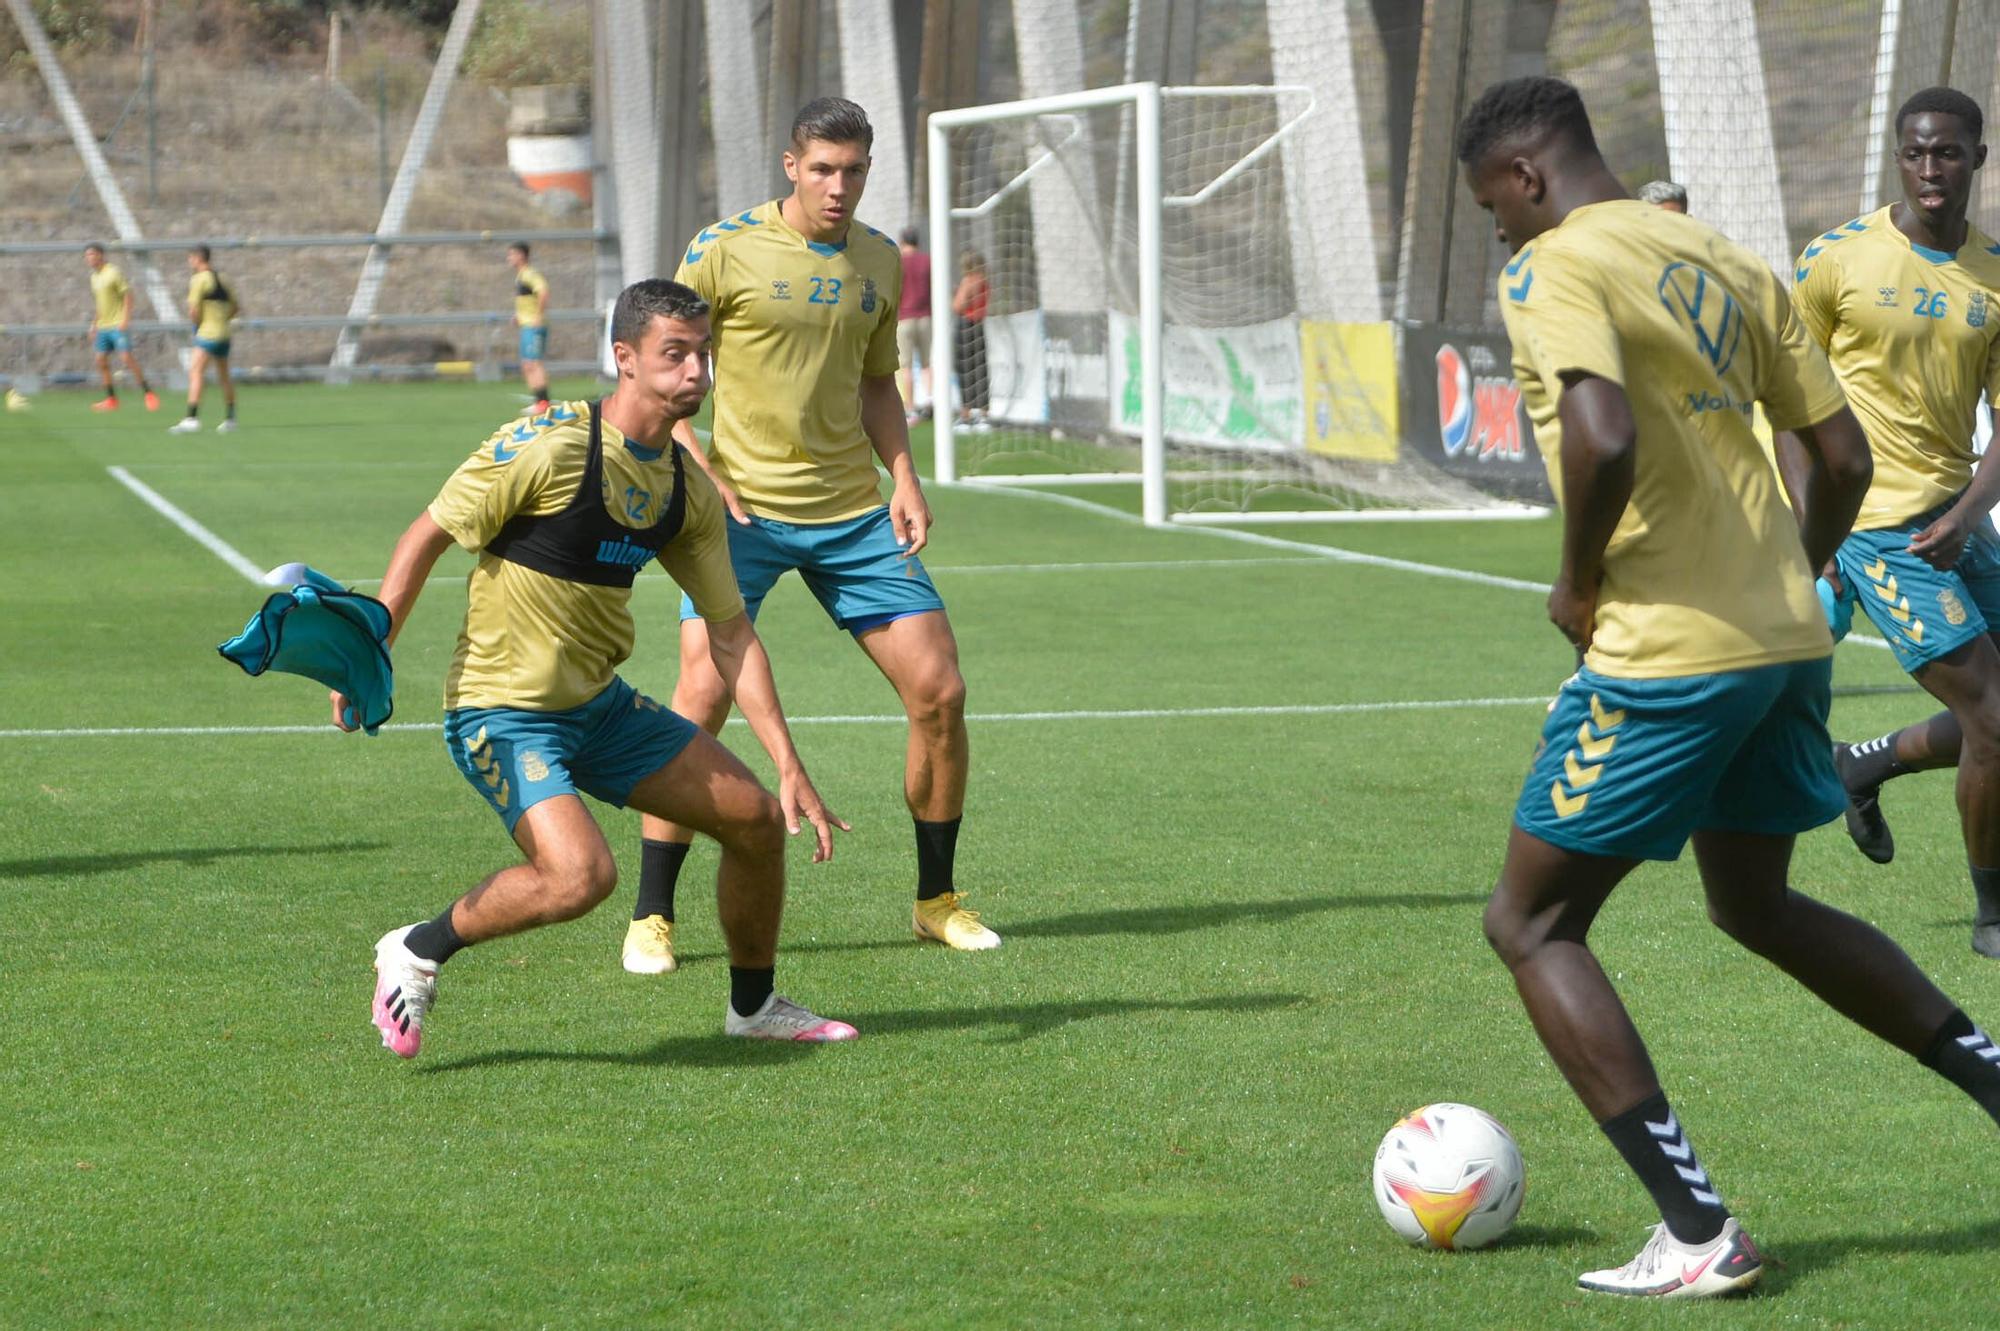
1563, 751, 1602, 789
1645, 1110, 1680, 1140
1958, 1031, 2000, 1062
1589, 695, 1625, 729
1865, 557, 1888, 580
1575, 721, 1615, 762
1550, 782, 1588, 818
1504, 247, 1535, 303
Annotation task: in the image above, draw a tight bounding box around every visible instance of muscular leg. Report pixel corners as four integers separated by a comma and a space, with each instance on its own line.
185, 347, 208, 412
856, 609, 968, 824
95, 351, 114, 396
1484, 826, 1651, 1117
446, 795, 620, 943
1910, 640, 2000, 951
215, 356, 235, 417
1693, 830, 1952, 1052
626, 728, 787, 967
638, 617, 733, 851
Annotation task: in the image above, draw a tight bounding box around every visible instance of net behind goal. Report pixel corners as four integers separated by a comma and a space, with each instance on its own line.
926, 82, 1543, 526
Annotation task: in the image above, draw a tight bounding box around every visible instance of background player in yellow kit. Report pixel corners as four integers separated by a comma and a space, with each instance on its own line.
508, 242, 551, 414
623, 97, 996, 976
168, 245, 240, 434
1781, 89, 2000, 959
83, 244, 158, 412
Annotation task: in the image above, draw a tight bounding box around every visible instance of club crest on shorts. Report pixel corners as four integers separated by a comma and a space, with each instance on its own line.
1940, 588, 1969, 626
521, 751, 550, 782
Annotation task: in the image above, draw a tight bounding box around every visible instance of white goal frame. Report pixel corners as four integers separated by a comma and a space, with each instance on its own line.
928, 81, 1546, 528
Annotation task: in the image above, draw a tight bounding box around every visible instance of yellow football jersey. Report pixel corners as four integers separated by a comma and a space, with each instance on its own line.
187, 269, 236, 341
674, 199, 903, 523
90, 263, 129, 327
1500, 199, 1849, 679
1793, 205, 2000, 529
427, 401, 746, 713
514, 266, 548, 327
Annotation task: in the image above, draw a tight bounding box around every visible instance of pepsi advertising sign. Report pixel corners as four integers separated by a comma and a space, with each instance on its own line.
1400, 324, 1551, 503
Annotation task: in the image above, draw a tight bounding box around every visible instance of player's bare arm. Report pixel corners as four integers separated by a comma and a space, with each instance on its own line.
329, 512, 455, 730
119, 288, 132, 332
1548, 371, 1636, 650
1785, 407, 1873, 572
861, 372, 931, 554
672, 417, 748, 524
702, 610, 849, 861
1909, 404, 2000, 568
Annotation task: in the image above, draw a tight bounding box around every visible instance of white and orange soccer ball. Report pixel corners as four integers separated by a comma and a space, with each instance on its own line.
1372, 1102, 1525, 1250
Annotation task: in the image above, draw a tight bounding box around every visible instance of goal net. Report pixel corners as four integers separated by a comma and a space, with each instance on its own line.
927, 81, 1541, 526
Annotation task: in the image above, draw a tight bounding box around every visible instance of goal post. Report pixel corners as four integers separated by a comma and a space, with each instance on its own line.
927, 81, 1546, 528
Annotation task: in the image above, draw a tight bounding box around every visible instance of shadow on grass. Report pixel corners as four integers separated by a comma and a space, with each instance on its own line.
1495, 1222, 1597, 1251
0, 842, 389, 879
417, 991, 1308, 1074
773, 892, 1490, 957
1762, 1215, 2000, 1292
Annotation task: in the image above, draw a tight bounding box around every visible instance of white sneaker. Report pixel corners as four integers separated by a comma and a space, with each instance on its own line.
166, 417, 200, 434
724, 993, 858, 1042
215, 418, 238, 433
1578, 1218, 1764, 1298
371, 924, 440, 1059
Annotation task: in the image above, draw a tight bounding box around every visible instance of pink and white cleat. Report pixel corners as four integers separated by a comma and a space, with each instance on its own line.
724, 993, 858, 1042
371, 924, 439, 1058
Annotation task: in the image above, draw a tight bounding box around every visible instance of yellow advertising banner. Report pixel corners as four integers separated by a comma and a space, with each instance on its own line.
1301, 321, 1398, 462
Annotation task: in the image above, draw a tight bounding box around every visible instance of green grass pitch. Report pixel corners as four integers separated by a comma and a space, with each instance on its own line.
2, 382, 1996, 1327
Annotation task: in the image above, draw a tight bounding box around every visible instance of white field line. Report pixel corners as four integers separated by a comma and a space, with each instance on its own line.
107, 466, 267, 585
0, 696, 1557, 740
342, 554, 1326, 588
943, 482, 1900, 654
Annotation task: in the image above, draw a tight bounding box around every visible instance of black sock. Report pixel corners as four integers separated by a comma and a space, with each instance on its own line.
404, 906, 466, 965
1841, 733, 1912, 791
914, 816, 961, 901
138, 378, 150, 393
104, 388, 117, 400
729, 965, 774, 1018
1599, 1091, 1729, 1245
1920, 1010, 2000, 1126
225, 401, 236, 420
183, 403, 198, 419
636, 838, 689, 922
1971, 866, 2000, 929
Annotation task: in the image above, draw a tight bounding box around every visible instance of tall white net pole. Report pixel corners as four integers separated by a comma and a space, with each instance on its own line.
1136, 82, 1165, 527
329, 0, 483, 378
1265, 0, 1381, 320
5, 0, 177, 325
928, 109, 956, 483
705, 0, 768, 218
837, 0, 910, 237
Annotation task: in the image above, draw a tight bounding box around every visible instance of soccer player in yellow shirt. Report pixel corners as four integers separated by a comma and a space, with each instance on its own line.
167, 245, 240, 434
347, 279, 855, 1057
1779, 89, 2000, 961
83, 244, 158, 412
508, 242, 551, 413
1460, 76, 2000, 1298
622, 96, 996, 975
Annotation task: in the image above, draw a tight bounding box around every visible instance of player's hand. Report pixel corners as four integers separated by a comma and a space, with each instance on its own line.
778, 768, 850, 864
1908, 512, 1972, 570
1547, 578, 1597, 653
713, 474, 749, 526
329, 689, 358, 732
1819, 560, 1844, 599
890, 478, 933, 556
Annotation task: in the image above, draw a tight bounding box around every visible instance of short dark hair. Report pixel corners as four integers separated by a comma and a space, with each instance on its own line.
508, 242, 530, 258
1897, 86, 1984, 143
611, 278, 709, 347
1454, 75, 1598, 167
790, 96, 872, 152
83, 242, 104, 255
190, 244, 212, 262
899, 226, 920, 247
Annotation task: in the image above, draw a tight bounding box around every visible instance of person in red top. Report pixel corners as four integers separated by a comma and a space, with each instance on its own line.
952, 250, 991, 426
896, 227, 932, 422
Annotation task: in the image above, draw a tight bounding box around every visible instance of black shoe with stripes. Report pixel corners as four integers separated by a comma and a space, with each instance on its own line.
1833, 741, 1895, 865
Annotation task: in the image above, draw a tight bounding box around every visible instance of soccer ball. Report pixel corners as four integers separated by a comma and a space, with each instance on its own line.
1372, 1103, 1525, 1250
